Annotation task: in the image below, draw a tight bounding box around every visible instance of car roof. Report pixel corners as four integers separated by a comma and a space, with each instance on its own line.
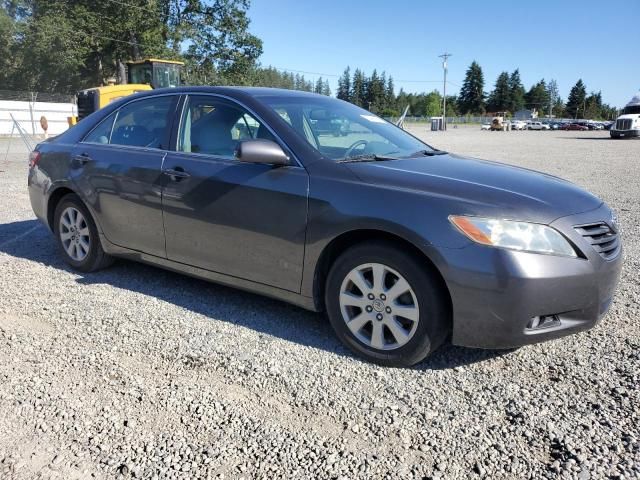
144, 85, 323, 100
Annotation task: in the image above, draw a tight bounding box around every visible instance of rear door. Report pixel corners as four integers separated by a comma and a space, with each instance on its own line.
161, 94, 309, 292
73, 94, 178, 257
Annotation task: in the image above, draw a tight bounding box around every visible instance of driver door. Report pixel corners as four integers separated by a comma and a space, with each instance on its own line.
161, 95, 309, 292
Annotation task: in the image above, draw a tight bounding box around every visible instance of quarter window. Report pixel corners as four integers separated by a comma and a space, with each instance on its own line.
178, 96, 276, 157
84, 112, 116, 144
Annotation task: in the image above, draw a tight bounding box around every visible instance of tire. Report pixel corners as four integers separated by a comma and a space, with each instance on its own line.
53, 193, 114, 272
325, 241, 450, 367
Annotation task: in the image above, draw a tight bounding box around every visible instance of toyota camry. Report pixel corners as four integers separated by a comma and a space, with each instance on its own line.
28, 87, 623, 366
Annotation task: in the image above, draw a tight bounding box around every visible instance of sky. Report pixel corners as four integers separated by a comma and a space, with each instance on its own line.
249, 0, 640, 107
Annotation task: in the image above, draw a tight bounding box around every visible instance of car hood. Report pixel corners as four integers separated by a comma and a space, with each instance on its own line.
344, 153, 602, 223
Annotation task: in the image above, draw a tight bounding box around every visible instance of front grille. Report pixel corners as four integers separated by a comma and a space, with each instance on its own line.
616, 119, 632, 131
574, 222, 620, 260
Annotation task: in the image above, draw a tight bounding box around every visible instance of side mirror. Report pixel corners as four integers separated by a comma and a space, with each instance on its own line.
235, 139, 291, 167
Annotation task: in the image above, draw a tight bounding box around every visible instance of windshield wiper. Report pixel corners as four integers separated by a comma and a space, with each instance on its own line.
337, 153, 400, 163
409, 149, 448, 157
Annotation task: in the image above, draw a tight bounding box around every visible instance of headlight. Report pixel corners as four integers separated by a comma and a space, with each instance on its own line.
449, 216, 577, 257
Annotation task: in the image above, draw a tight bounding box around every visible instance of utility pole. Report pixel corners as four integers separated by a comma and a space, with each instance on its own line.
438, 52, 452, 131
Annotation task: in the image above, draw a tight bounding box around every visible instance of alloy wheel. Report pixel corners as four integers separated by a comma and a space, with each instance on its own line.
339, 263, 420, 350
59, 206, 91, 262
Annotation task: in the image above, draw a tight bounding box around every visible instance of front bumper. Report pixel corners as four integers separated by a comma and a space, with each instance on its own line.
610, 129, 640, 137
435, 204, 623, 349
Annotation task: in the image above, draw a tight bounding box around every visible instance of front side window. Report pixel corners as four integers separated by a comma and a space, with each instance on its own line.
109, 96, 174, 148
178, 95, 276, 157
259, 95, 431, 161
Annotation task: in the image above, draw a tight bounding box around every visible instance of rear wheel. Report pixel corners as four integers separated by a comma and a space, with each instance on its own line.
53, 194, 114, 272
325, 241, 449, 367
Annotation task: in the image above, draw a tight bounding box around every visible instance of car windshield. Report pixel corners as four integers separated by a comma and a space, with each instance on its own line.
259, 95, 435, 161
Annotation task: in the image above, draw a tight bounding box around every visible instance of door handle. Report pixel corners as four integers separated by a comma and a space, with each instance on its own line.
163, 167, 191, 181
71, 153, 92, 168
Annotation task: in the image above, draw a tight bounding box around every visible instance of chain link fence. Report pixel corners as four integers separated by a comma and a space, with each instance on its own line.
0, 89, 75, 103
0, 90, 76, 137
388, 115, 610, 126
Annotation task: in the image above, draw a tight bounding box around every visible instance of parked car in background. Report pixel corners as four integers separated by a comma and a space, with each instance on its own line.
527, 121, 549, 130
512, 120, 527, 130
27, 87, 623, 366
561, 123, 589, 131
481, 123, 491, 130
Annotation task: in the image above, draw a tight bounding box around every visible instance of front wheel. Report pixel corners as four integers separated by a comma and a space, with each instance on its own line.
325, 241, 450, 367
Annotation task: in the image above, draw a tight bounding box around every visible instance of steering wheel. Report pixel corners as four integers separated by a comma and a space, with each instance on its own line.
344, 140, 369, 158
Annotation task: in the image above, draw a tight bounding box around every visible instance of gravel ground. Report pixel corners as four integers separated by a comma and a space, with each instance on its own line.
0, 129, 638, 479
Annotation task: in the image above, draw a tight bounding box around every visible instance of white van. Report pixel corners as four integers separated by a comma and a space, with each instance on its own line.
527, 121, 549, 131
611, 92, 640, 138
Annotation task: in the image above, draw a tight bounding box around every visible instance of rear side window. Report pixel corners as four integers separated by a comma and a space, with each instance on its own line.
110, 96, 174, 148
83, 96, 175, 149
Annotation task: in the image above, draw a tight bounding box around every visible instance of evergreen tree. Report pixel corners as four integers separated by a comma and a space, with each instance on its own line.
508, 69, 526, 113
584, 91, 603, 119
385, 76, 396, 112
525, 79, 549, 115
314, 76, 324, 95
487, 71, 510, 112
337, 66, 351, 101
351, 68, 366, 107
321, 79, 331, 96
379, 71, 387, 110
565, 79, 587, 118
365, 69, 383, 111
457, 61, 485, 114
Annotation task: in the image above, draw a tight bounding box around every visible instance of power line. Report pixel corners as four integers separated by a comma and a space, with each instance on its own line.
395, 79, 443, 83
266, 67, 339, 78
267, 68, 459, 86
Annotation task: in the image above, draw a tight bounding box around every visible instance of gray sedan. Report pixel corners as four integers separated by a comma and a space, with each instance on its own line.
28, 87, 622, 366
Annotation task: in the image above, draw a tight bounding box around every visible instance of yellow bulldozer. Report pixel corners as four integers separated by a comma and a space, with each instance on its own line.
71, 59, 184, 124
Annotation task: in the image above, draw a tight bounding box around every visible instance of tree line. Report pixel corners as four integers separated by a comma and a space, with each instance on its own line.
336, 67, 458, 117
457, 61, 617, 120
331, 63, 616, 121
